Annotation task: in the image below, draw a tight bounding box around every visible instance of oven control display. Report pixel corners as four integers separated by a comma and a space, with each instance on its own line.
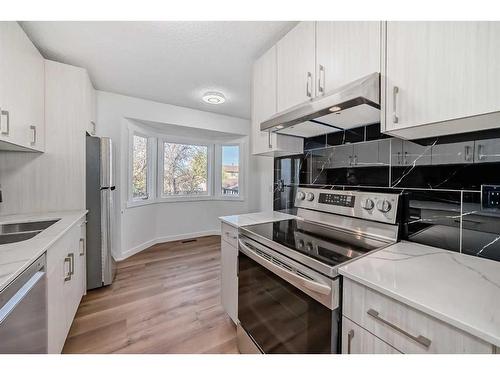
318, 193, 355, 207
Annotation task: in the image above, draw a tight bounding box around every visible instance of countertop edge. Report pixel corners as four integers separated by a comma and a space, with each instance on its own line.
218, 211, 296, 228
339, 269, 500, 348
0, 210, 88, 292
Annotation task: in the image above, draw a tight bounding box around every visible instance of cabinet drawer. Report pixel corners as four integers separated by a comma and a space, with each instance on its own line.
221, 223, 238, 247
343, 278, 493, 353
342, 317, 401, 354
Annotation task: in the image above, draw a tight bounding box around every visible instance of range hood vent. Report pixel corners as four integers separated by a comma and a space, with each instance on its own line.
261, 73, 381, 138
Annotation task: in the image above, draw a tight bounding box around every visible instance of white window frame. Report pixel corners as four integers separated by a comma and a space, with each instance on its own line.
157, 136, 214, 202
215, 143, 244, 200
127, 123, 246, 207
128, 129, 156, 207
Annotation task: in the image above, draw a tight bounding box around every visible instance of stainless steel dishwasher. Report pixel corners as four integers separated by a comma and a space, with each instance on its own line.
0, 254, 47, 353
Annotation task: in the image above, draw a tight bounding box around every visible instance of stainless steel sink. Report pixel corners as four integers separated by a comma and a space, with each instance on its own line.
0, 219, 59, 245
0, 219, 59, 235
0, 231, 42, 245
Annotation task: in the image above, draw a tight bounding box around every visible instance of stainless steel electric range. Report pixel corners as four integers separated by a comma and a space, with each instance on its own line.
236, 187, 401, 354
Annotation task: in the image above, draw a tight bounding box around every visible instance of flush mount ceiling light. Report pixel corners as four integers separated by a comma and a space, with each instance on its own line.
202, 91, 226, 105
329, 106, 342, 113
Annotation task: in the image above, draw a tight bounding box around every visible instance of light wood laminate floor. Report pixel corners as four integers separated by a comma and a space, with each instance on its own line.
62, 235, 238, 354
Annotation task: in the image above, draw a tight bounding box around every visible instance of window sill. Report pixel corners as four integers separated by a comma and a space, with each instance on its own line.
126, 195, 245, 208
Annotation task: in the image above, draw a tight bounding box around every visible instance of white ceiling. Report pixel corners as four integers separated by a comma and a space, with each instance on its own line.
20, 21, 297, 119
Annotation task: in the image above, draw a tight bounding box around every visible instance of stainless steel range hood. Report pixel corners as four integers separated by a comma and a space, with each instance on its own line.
261, 73, 381, 138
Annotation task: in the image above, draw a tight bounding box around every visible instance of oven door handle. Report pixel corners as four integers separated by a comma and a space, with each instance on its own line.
239, 239, 331, 296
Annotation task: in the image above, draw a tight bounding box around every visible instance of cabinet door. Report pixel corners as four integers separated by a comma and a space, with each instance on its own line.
64, 225, 84, 328
79, 221, 87, 296
252, 46, 303, 156
353, 141, 380, 167
385, 22, 500, 133
316, 21, 381, 95
276, 21, 316, 112
47, 235, 71, 354
342, 317, 401, 354
0, 22, 44, 151
432, 141, 474, 165
475, 138, 500, 163
382, 138, 431, 167
402, 141, 432, 166
329, 144, 354, 168
252, 45, 278, 154
220, 239, 238, 324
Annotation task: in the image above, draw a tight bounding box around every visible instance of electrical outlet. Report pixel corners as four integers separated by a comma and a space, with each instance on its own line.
481, 185, 500, 210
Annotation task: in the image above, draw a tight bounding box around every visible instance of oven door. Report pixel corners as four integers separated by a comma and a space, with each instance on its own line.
238, 236, 340, 354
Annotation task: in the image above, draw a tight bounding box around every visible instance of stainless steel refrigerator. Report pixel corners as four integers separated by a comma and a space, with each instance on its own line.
86, 135, 116, 290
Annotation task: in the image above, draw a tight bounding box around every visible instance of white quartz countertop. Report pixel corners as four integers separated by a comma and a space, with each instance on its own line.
219, 211, 296, 228
0, 210, 87, 292
339, 241, 500, 347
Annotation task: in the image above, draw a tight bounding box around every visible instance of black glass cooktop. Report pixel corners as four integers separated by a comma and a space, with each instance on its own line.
242, 219, 384, 267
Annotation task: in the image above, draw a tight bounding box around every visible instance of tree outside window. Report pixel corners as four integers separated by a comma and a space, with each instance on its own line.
163, 142, 208, 196
132, 135, 148, 199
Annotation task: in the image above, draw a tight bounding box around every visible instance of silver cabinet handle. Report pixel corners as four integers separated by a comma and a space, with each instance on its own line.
477, 144, 486, 161
69, 253, 75, 275
464, 145, 473, 162
30, 125, 37, 145
79, 238, 86, 256
0, 110, 9, 135
318, 65, 325, 95
353, 155, 358, 166
367, 308, 431, 348
348, 155, 352, 166
397, 151, 402, 165
64, 256, 72, 282
404, 151, 409, 165
268, 131, 272, 149
306, 72, 313, 98
392, 86, 399, 124
91, 121, 96, 135
347, 329, 354, 354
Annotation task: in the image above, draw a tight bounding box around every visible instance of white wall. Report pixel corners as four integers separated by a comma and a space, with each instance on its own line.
0, 61, 86, 215
96, 91, 269, 260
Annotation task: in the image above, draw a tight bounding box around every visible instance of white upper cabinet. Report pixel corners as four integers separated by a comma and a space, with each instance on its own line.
251, 45, 303, 156
383, 21, 500, 139
252, 45, 277, 155
276, 21, 316, 112
0, 22, 45, 151
316, 21, 381, 95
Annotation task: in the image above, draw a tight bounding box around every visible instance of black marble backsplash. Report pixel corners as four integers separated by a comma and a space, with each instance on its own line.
273, 124, 500, 263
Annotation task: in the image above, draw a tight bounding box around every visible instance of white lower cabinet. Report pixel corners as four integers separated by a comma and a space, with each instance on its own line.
342, 317, 401, 354
342, 278, 494, 354
220, 223, 238, 324
47, 218, 87, 353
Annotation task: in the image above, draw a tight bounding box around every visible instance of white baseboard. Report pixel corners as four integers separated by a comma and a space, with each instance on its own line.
115, 229, 221, 261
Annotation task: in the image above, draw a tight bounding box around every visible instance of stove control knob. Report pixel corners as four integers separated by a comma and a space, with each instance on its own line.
305, 242, 313, 252
306, 192, 315, 201
361, 198, 375, 210
297, 191, 306, 200
297, 239, 305, 249
376, 199, 392, 213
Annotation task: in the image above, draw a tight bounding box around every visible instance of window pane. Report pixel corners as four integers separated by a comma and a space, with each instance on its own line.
221, 145, 239, 196
132, 135, 148, 199
163, 143, 208, 196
